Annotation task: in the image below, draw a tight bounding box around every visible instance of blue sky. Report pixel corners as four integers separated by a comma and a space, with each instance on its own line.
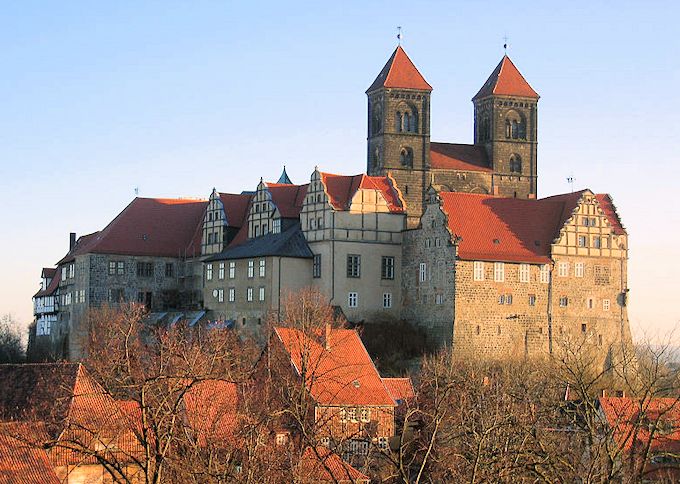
1, 1, 678, 340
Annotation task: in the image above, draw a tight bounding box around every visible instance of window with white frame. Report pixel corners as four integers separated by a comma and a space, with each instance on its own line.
558, 262, 569, 277
347, 255, 361, 278
381, 256, 395, 280
108, 261, 116, 275
559, 296, 568, 307
494, 262, 504, 282
383, 293, 392, 309
339, 408, 346, 422
519, 263, 530, 283
473, 261, 485, 281
272, 218, 281, 234
206, 264, 213, 281
117, 261, 125, 275
259, 286, 265, 301
347, 407, 357, 422
578, 235, 587, 247
218, 262, 225, 280
218, 289, 224, 302
540, 264, 550, 283
247, 287, 253, 302
359, 408, 370, 422
419, 263, 427, 283
529, 294, 536, 306
228, 287, 235, 302
69, 264, 74, 279
603, 299, 610, 311
229, 261, 235, 279
247, 260, 254, 278
348, 292, 358, 308
435, 294, 444, 305
259, 259, 265, 277
575, 262, 584, 278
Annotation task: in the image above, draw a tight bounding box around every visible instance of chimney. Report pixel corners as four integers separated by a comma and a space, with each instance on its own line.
324, 322, 331, 351
69, 232, 77, 250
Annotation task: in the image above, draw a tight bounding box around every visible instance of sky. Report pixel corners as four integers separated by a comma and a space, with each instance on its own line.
1, 1, 678, 342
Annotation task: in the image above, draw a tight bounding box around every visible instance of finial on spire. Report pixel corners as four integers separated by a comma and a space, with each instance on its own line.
503, 34, 509, 53
397, 26, 402, 45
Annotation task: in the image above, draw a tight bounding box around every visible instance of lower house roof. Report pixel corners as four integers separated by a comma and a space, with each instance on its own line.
205, 224, 313, 262
296, 446, 370, 483
430, 142, 492, 173
0, 422, 60, 484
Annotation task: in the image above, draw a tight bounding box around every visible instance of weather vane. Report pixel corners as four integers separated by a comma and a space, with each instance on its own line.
567, 175, 575, 193
503, 34, 509, 53
397, 26, 402, 45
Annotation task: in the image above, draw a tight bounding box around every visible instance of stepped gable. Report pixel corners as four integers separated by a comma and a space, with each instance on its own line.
541, 189, 626, 236
430, 142, 492, 172
320, 172, 405, 212
473, 55, 539, 100
58, 197, 208, 263
367, 45, 432, 93
274, 326, 395, 407
266, 182, 309, 219
595, 194, 626, 235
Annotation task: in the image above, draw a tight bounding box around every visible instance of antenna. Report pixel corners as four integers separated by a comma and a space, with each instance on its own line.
397, 26, 402, 45
134, 186, 139, 196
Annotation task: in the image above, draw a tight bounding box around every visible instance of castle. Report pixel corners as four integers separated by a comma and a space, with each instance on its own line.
31, 46, 632, 367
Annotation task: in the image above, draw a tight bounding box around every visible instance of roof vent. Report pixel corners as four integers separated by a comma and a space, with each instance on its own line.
534, 240, 541, 246
493, 238, 500, 244
142, 234, 149, 241
352, 380, 360, 388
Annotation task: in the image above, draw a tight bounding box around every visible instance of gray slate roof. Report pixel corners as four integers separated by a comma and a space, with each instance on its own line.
205, 224, 313, 261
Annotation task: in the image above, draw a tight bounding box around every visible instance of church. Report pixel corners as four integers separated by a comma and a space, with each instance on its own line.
31, 45, 632, 369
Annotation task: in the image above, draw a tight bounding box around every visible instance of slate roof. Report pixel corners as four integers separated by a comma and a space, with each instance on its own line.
57, 197, 208, 264
274, 326, 396, 407
277, 166, 293, 185
296, 446, 370, 483
206, 224, 313, 261
0, 422, 60, 484
473, 55, 539, 100
430, 142, 492, 172
320, 172, 405, 212
367, 46, 432, 93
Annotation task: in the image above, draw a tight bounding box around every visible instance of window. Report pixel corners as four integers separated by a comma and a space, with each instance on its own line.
207, 233, 213, 244
69, 264, 74, 279
275, 433, 289, 446
594, 265, 611, 285
510, 154, 522, 173
165, 262, 174, 278
425, 239, 431, 248
435, 293, 444, 305
400, 147, 413, 168
519, 264, 530, 283
473, 261, 485, 281
578, 235, 587, 247
540, 264, 550, 283
109, 288, 124, 303
218, 262, 225, 280
262, 224, 268, 235
558, 262, 569, 277
506, 294, 513, 305
228, 287, 235, 302
218, 289, 224, 303
259, 286, 265, 301
559, 296, 569, 307
499, 294, 512, 305
247, 287, 253, 302
339, 408, 346, 422
247, 260, 254, 278
259, 259, 266, 277
499, 295, 505, 305
108, 261, 116, 275
254, 225, 259, 237
381, 256, 395, 280
348, 292, 358, 308
587, 297, 594, 309
575, 262, 584, 278
347, 407, 357, 422
419, 263, 427, 283
494, 262, 504, 282
383, 293, 392, 309
229, 261, 235, 279
603, 299, 610, 311
529, 294, 536, 306
117, 261, 125, 275
272, 218, 281, 234
313, 254, 321, 278
581, 323, 587, 333
137, 262, 153, 278
593, 236, 601, 249
206, 264, 213, 281
61, 267, 67, 281
347, 255, 361, 278
360, 408, 370, 422
378, 437, 389, 450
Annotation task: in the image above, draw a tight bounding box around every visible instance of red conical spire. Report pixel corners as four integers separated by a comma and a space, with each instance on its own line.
473, 55, 539, 100
367, 46, 432, 93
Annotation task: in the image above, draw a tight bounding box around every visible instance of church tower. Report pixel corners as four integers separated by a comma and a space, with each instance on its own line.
367, 46, 432, 227
473, 55, 539, 198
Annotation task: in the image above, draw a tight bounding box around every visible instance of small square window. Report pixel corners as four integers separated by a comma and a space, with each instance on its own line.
560, 296, 569, 307
603, 299, 610, 311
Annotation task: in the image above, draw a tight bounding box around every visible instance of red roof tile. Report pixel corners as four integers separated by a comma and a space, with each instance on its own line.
320, 172, 405, 212
382, 377, 415, 403
430, 142, 492, 172
58, 197, 208, 263
274, 327, 395, 407
0, 422, 60, 484
183, 380, 239, 447
473, 55, 539, 100
296, 446, 370, 483
218, 193, 253, 228
266, 183, 309, 219
367, 46, 432, 93
595, 194, 626, 235
41, 268, 56, 279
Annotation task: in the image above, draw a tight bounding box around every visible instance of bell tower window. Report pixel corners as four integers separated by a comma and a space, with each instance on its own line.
505, 110, 527, 140
510, 154, 522, 173
396, 103, 418, 133
371, 103, 382, 135
400, 147, 414, 168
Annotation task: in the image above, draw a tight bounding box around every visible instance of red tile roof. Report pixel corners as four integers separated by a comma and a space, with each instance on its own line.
33, 268, 60, 298
367, 46, 432, 93
274, 327, 396, 407
58, 197, 208, 263
41, 268, 56, 279
320, 172, 405, 213
296, 446, 370, 483
473, 55, 539, 100
382, 377, 415, 403
183, 380, 239, 447
430, 142, 492, 172
0, 422, 60, 484
266, 183, 309, 219
218, 192, 253, 228
595, 194, 626, 235
440, 190, 626, 264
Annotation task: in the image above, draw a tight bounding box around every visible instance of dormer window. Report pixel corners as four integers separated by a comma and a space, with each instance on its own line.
272, 218, 281, 234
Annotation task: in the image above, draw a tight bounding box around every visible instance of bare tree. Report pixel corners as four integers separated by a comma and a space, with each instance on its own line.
0, 313, 24, 363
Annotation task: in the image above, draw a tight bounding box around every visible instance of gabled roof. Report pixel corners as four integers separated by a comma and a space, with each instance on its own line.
473, 55, 539, 100
206, 224, 313, 261
218, 192, 253, 228
320, 172, 405, 213
595, 194, 626, 235
296, 446, 370, 483
57, 197, 208, 264
41, 268, 56, 279
382, 377, 416, 404
430, 142, 492, 172
367, 46, 432, 93
33, 268, 61, 298
57, 231, 100, 265
266, 183, 309, 219
274, 326, 395, 407
0, 422, 60, 484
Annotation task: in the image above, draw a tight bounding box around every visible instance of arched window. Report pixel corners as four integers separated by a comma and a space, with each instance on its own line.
512, 120, 519, 139
396, 112, 403, 132
506, 110, 527, 140
519, 121, 527, 140
404, 113, 410, 132
410, 112, 418, 133
510, 154, 522, 173
397, 103, 418, 133
372, 104, 382, 135
505, 120, 512, 139
400, 147, 414, 168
